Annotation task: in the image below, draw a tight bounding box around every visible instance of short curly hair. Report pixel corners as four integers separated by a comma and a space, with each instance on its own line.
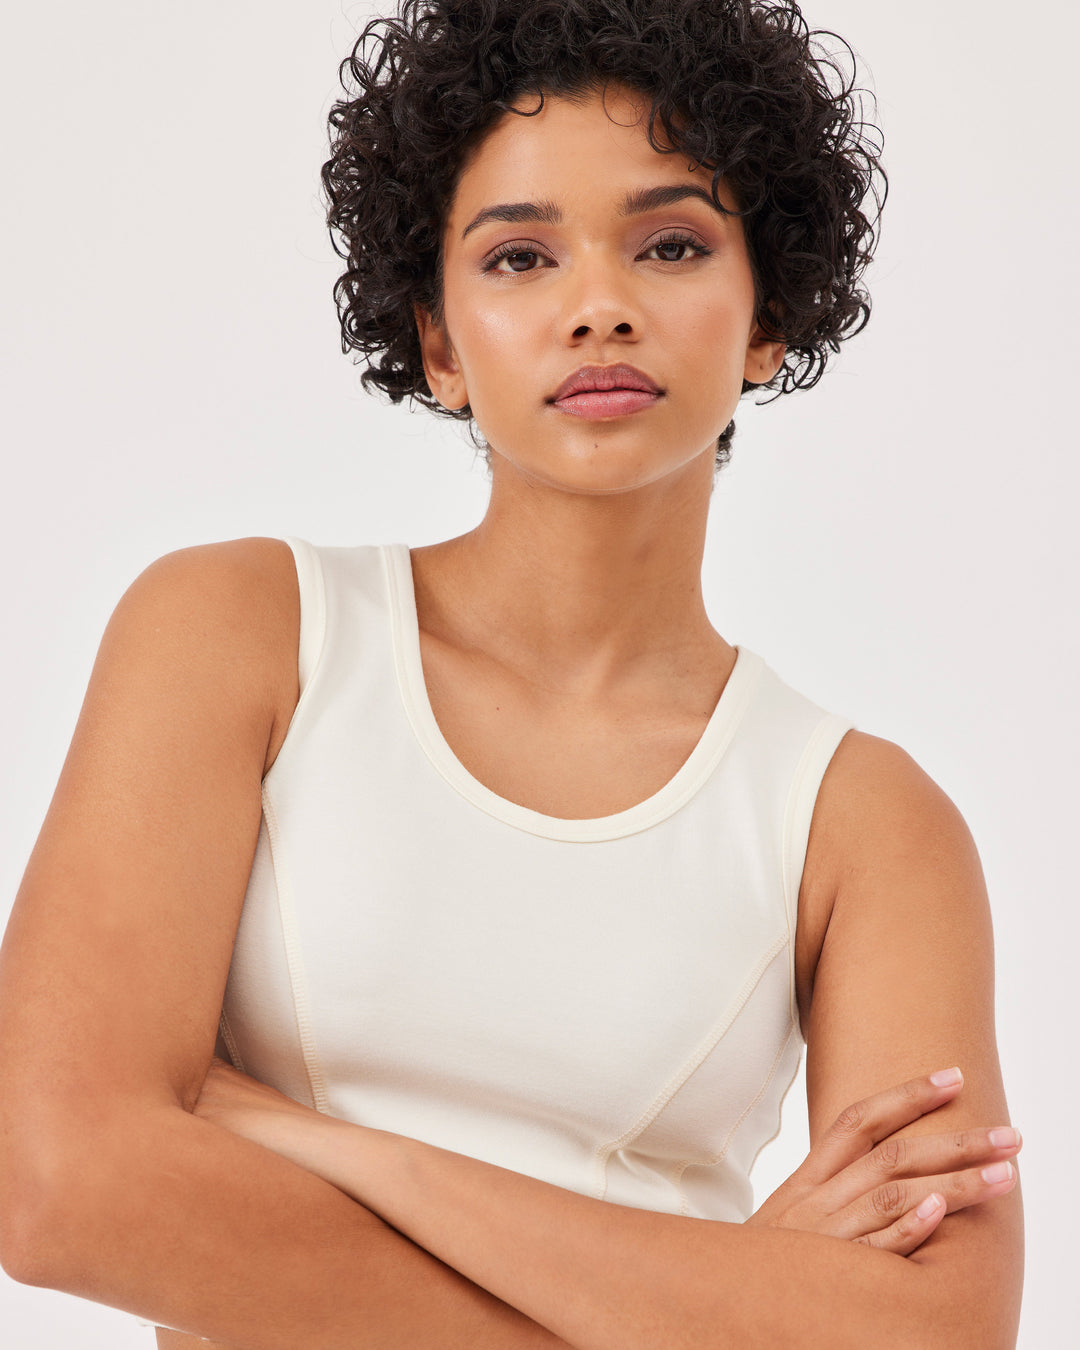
322, 0, 886, 469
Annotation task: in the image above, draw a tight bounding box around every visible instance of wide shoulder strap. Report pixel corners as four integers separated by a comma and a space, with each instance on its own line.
280, 536, 327, 697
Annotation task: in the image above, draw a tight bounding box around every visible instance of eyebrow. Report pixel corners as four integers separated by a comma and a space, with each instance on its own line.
459, 183, 728, 240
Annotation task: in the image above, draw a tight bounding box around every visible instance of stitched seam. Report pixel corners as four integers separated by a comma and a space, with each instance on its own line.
263, 538, 329, 787
387, 540, 764, 843
591, 932, 787, 1201
285, 536, 327, 694
673, 1011, 798, 1216
744, 1025, 804, 1181
262, 783, 329, 1113
218, 1009, 245, 1074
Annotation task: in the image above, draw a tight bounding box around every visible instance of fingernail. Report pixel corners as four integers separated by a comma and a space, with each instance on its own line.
930, 1067, 963, 1087
981, 1161, 1014, 1184
916, 1194, 944, 1219
988, 1127, 1021, 1150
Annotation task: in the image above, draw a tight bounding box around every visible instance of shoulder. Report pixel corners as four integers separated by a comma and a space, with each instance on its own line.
811, 730, 980, 875
103, 537, 301, 772
795, 730, 988, 1037
122, 535, 299, 621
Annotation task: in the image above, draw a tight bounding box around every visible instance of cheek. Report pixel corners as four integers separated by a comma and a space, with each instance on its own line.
446, 269, 526, 334
664, 296, 752, 386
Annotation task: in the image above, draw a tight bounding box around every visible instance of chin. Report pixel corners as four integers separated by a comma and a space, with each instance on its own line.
493, 447, 658, 495
491, 437, 714, 497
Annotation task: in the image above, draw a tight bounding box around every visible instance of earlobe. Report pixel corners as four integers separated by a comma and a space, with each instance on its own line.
744, 327, 787, 386
414, 304, 468, 410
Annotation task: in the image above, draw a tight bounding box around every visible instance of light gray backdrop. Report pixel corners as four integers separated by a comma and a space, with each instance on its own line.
2, 1, 1076, 1344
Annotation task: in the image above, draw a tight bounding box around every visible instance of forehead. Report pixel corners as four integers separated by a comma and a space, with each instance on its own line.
445, 83, 724, 233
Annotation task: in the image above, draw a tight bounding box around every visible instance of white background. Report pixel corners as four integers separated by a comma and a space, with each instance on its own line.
2, 1, 1076, 1344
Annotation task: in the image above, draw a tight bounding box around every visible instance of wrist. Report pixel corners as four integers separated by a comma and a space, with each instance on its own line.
282, 1113, 411, 1214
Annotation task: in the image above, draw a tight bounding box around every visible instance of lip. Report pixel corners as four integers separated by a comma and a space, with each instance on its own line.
553, 389, 660, 419
548, 363, 663, 403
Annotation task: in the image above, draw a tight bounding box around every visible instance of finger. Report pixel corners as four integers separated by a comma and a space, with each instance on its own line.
834, 1158, 1019, 1240
830, 1124, 1023, 1211
801, 1067, 965, 1184
853, 1192, 947, 1257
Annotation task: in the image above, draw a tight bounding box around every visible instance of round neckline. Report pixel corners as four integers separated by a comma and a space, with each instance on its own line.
383, 542, 762, 841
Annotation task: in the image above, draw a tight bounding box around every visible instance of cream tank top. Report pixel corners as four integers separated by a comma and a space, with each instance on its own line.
218, 537, 854, 1224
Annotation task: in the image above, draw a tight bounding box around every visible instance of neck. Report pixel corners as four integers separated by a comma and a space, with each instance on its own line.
409, 447, 729, 696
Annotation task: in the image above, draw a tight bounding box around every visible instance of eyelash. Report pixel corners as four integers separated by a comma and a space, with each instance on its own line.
483, 231, 712, 273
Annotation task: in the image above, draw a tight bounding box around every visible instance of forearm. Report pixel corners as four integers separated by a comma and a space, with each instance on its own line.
276, 1116, 990, 1350
6, 1102, 570, 1350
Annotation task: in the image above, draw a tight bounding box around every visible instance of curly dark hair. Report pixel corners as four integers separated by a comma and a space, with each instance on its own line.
322, 0, 886, 469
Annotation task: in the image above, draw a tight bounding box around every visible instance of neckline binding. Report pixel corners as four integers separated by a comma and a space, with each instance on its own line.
384, 541, 761, 842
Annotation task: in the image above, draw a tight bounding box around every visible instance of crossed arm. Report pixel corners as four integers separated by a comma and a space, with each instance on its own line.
0, 543, 1024, 1349
190, 1057, 1022, 1350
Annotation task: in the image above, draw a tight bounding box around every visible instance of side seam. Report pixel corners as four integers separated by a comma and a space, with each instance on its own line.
218, 1009, 246, 1074
673, 1006, 798, 1217
261, 783, 330, 1113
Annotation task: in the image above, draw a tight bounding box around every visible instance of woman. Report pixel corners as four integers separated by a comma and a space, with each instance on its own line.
0, 2, 1023, 1346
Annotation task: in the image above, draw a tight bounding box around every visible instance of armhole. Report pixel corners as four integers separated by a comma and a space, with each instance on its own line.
781, 713, 854, 1040
257, 537, 327, 788
208, 537, 326, 1144
282, 536, 326, 698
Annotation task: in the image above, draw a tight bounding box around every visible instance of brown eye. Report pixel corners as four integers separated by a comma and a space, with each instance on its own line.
499, 251, 539, 272
643, 233, 710, 263
485, 244, 549, 273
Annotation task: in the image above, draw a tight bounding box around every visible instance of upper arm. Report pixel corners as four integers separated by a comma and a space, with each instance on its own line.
798, 731, 1023, 1343
0, 538, 299, 1180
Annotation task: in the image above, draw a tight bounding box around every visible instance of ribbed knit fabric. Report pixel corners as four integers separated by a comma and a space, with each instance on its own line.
217, 538, 853, 1224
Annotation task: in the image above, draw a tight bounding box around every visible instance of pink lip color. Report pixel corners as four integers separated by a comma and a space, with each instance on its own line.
553, 389, 660, 418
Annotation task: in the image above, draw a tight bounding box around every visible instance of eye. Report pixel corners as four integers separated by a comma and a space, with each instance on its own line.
642, 232, 711, 263
483, 242, 551, 274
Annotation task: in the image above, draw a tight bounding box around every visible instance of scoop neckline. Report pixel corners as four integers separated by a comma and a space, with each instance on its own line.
383, 541, 761, 841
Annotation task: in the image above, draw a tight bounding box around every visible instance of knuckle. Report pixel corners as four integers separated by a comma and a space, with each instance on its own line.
871, 1181, 905, 1218
832, 1101, 866, 1138
872, 1138, 905, 1175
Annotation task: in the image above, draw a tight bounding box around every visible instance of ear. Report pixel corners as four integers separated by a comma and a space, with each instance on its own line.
744, 324, 786, 386
414, 304, 469, 410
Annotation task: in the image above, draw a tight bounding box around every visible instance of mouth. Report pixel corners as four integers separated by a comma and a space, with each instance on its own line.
548, 363, 663, 420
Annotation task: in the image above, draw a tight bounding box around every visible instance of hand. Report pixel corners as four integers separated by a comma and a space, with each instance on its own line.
745, 1068, 1021, 1255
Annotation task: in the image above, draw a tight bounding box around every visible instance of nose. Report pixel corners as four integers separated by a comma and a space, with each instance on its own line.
558, 249, 644, 344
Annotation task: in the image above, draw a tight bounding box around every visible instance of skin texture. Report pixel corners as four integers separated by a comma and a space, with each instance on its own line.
0, 85, 1022, 1349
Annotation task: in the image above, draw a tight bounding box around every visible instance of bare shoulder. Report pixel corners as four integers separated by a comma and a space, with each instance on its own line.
811, 729, 984, 921
809, 729, 974, 841
111, 536, 300, 772
120, 535, 299, 652
795, 730, 988, 1058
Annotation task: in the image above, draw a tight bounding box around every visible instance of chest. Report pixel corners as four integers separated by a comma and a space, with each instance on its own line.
227, 730, 797, 1201
416, 629, 727, 821
415, 631, 832, 1016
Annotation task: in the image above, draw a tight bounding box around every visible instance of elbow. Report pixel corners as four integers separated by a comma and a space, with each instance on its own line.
0, 1141, 71, 1288
0, 1092, 193, 1293
0, 1206, 60, 1290
0, 1107, 122, 1291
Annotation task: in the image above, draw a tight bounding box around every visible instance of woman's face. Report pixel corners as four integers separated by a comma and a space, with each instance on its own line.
417, 82, 784, 496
